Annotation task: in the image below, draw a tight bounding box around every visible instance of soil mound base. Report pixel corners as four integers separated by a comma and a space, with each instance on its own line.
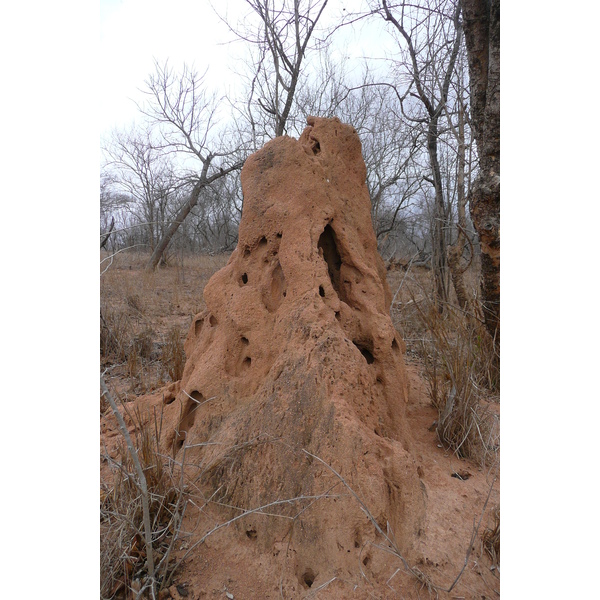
125, 117, 433, 593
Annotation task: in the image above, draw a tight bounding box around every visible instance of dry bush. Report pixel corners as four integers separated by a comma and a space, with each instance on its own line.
128, 328, 155, 374
126, 292, 145, 314
416, 300, 499, 465
161, 326, 186, 382
134, 329, 154, 360
482, 505, 500, 565
387, 262, 499, 465
101, 406, 185, 598
101, 307, 133, 363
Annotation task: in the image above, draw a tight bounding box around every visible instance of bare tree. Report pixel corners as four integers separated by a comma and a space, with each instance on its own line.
375, 0, 463, 309
103, 126, 178, 256
223, 0, 330, 141
138, 62, 245, 271
100, 216, 115, 250
444, 49, 475, 311
459, 0, 500, 345
188, 174, 243, 253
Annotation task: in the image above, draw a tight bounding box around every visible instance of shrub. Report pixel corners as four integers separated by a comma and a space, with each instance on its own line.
415, 300, 499, 465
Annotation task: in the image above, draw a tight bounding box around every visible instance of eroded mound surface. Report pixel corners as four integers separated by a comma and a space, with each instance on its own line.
115, 117, 439, 596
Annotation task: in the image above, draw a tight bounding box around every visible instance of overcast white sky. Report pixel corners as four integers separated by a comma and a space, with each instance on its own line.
100, 0, 239, 133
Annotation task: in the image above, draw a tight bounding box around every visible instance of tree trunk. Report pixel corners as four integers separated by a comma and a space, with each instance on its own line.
447, 84, 472, 312
146, 183, 205, 272
380, 1, 462, 312
100, 216, 115, 250
460, 0, 500, 346
428, 115, 450, 309
145, 159, 243, 272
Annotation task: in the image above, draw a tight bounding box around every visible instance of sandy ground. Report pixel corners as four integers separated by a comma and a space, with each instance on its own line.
101, 252, 499, 599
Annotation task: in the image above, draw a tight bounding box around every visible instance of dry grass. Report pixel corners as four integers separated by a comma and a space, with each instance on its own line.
417, 301, 499, 465
482, 505, 500, 566
100, 404, 184, 598
100, 306, 132, 363
388, 261, 499, 466
100, 250, 229, 395
161, 326, 186, 382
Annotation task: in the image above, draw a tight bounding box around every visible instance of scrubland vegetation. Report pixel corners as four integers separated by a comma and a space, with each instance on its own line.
100, 0, 499, 595
100, 249, 499, 598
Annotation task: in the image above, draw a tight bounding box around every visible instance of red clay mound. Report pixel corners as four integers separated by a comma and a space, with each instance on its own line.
129, 117, 430, 596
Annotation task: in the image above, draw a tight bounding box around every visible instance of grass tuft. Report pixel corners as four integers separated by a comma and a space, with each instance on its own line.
100, 307, 132, 363
388, 261, 499, 467
161, 326, 186, 382
416, 300, 499, 465
100, 404, 184, 598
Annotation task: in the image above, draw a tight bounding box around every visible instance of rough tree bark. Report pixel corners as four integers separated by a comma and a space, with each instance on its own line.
460, 0, 500, 346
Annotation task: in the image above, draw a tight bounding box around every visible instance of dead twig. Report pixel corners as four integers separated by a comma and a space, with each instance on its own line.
101, 375, 156, 598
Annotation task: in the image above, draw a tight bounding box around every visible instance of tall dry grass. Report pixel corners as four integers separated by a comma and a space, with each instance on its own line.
161, 326, 185, 382
482, 504, 500, 566
388, 261, 499, 466
100, 250, 229, 394
416, 301, 499, 465
100, 400, 186, 599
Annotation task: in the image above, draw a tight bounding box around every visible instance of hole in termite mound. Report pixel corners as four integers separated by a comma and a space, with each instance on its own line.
189, 390, 203, 404
319, 285, 325, 297
360, 348, 375, 364
301, 568, 316, 588
163, 392, 176, 405
240, 273, 248, 285
309, 137, 321, 155
264, 260, 286, 312
246, 528, 257, 540
318, 224, 342, 296
172, 391, 202, 454
353, 341, 375, 364
194, 318, 203, 336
